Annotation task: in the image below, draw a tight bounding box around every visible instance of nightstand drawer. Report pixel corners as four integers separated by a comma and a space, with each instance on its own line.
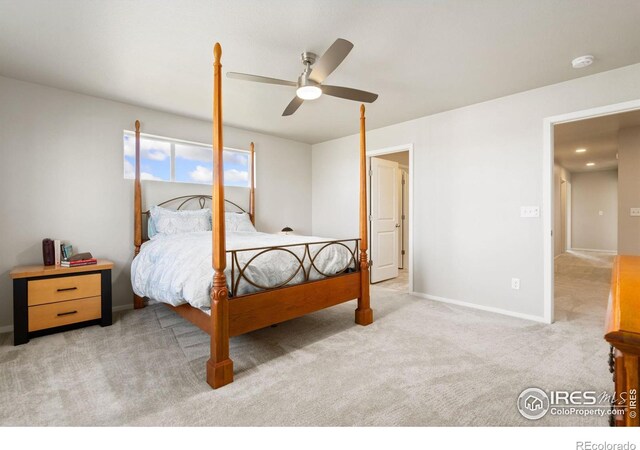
28, 296, 101, 332
28, 273, 101, 306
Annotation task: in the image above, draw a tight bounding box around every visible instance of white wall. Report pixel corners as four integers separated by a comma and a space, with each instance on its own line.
553, 164, 571, 256
618, 126, 640, 255
312, 63, 640, 321
0, 76, 311, 330
571, 170, 618, 252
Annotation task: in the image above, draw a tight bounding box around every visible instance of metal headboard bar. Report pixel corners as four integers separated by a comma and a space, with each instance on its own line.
141, 195, 247, 216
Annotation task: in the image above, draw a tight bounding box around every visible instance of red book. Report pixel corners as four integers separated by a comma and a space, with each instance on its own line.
61, 258, 97, 267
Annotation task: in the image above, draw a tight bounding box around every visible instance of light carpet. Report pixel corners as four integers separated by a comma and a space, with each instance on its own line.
0, 252, 613, 426
374, 268, 409, 292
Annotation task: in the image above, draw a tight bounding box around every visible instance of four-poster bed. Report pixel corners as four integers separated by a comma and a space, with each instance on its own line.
131, 43, 373, 389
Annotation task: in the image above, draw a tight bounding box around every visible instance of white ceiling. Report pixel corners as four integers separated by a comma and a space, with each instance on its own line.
555, 109, 640, 172
1, 0, 640, 144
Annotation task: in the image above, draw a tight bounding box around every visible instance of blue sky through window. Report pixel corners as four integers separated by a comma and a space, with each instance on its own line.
124, 133, 250, 187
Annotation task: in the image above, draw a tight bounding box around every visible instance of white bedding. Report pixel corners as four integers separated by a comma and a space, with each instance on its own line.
131, 231, 356, 309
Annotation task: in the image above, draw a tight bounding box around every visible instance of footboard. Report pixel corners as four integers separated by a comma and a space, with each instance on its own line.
229, 272, 362, 336
227, 238, 360, 298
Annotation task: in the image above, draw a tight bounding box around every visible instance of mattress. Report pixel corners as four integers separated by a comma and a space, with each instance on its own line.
131, 231, 356, 309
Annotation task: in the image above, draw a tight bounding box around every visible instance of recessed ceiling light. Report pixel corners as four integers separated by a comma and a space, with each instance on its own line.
576, 148, 587, 153
586, 162, 595, 166
572, 55, 594, 69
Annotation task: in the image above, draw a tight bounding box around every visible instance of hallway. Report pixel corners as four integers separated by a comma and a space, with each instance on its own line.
554, 250, 615, 323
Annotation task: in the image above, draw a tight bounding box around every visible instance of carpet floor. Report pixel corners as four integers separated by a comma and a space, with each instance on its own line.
374, 269, 409, 292
0, 252, 613, 426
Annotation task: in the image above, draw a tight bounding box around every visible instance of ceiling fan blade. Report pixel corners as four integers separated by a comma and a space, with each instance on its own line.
321, 85, 378, 103
282, 96, 304, 116
227, 72, 296, 87
309, 38, 354, 83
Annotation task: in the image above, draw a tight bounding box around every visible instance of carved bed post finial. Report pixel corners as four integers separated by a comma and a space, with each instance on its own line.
207, 42, 234, 389
355, 104, 373, 326
133, 120, 144, 309
250, 142, 255, 225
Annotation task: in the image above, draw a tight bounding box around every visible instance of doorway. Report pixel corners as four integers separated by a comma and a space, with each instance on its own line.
367, 144, 413, 293
544, 100, 640, 323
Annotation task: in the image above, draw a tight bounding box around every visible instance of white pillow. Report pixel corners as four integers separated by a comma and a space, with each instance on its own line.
225, 212, 257, 232
150, 206, 211, 237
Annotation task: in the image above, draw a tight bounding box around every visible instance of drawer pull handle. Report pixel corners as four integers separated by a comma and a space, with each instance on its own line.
57, 310, 78, 317
57, 287, 78, 292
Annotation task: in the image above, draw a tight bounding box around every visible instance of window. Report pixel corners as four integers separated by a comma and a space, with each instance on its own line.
123, 132, 251, 187
123, 134, 171, 181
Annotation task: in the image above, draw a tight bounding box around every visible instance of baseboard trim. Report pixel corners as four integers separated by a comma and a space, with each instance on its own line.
0, 304, 134, 334
569, 247, 617, 254
409, 291, 549, 324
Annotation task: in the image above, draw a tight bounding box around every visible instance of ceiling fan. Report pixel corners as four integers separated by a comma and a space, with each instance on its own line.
227, 38, 378, 116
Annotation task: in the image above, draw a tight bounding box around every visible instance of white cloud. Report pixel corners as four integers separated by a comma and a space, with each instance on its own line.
176, 144, 211, 162
123, 135, 170, 161
225, 169, 248, 183
224, 150, 248, 166
146, 150, 169, 161
124, 158, 163, 181
141, 172, 163, 181
189, 165, 213, 184
124, 159, 135, 178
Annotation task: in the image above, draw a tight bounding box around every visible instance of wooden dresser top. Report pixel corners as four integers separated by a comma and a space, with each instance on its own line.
10, 260, 114, 279
605, 255, 640, 352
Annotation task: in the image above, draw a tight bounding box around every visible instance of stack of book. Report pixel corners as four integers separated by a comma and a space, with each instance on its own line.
61, 252, 97, 267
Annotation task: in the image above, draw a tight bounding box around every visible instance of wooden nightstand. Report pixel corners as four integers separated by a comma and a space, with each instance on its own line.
10, 260, 113, 345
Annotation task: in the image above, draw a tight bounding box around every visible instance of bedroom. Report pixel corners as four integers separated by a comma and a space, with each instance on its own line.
1, 0, 640, 445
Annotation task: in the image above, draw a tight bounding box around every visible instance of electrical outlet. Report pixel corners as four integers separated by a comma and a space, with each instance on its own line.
511, 278, 520, 290
520, 206, 540, 218
631, 208, 640, 217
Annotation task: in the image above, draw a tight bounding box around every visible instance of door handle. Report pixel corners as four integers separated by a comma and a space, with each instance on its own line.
395, 224, 400, 228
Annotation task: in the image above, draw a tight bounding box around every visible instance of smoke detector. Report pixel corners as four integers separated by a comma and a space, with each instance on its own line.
572, 55, 594, 69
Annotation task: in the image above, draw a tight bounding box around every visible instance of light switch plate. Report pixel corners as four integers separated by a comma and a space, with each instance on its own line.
631, 208, 640, 217
520, 206, 540, 218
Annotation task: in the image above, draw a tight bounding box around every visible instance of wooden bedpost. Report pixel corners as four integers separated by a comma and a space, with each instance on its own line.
206, 42, 234, 389
355, 104, 373, 326
249, 142, 255, 225
133, 119, 145, 310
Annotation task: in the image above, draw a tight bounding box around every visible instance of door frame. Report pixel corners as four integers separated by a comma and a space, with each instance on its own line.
543, 98, 640, 324
560, 179, 567, 253
367, 143, 414, 292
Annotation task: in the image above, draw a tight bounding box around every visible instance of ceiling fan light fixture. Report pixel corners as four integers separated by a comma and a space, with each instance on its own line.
296, 85, 322, 100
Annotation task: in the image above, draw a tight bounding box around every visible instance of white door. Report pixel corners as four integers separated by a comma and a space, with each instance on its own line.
370, 157, 399, 283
